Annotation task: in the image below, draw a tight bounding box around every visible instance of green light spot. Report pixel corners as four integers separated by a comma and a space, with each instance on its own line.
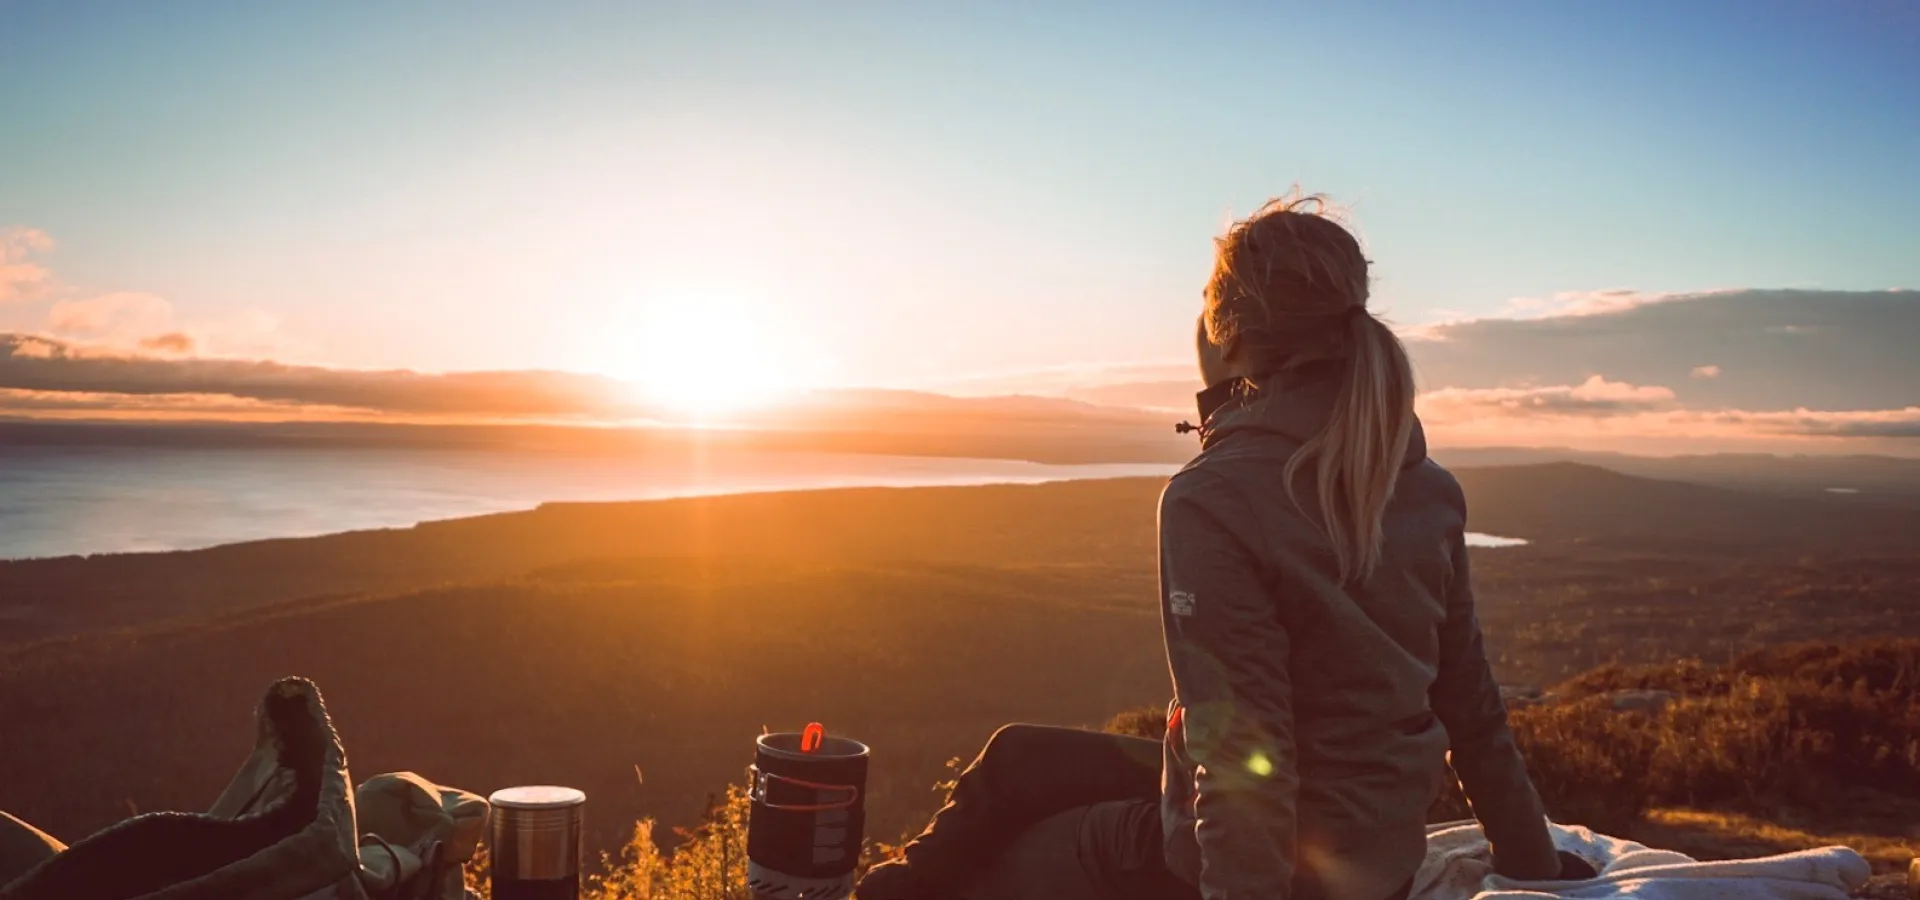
1247, 752, 1274, 777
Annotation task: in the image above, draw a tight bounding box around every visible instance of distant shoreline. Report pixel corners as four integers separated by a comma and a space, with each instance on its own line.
0, 463, 1528, 564
0, 443, 1182, 562
0, 411, 1200, 467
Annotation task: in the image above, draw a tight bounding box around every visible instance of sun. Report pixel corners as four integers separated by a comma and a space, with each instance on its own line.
594, 296, 808, 422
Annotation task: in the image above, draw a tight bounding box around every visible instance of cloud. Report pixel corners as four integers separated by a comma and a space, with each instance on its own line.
189, 308, 319, 361
0, 333, 648, 420
1417, 373, 1920, 451
1698, 407, 1920, 439
1414, 374, 1919, 437
1491, 288, 1684, 320
8, 336, 60, 359
0, 226, 300, 361
47, 292, 175, 343
0, 387, 360, 421
138, 332, 197, 355
1408, 289, 1920, 411
1690, 365, 1721, 380
1418, 376, 1676, 420
0, 227, 55, 304
0, 334, 1184, 439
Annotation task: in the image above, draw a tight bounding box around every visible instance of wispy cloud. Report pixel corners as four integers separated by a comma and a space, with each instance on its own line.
1418, 373, 1920, 449
1, 226, 308, 362
1699, 406, 1920, 439
8, 335, 61, 360
0, 333, 1171, 433
1418, 376, 1676, 419
138, 332, 197, 355
0, 333, 647, 420
0, 386, 364, 421
0, 227, 55, 304
47, 292, 175, 342
1484, 287, 1668, 321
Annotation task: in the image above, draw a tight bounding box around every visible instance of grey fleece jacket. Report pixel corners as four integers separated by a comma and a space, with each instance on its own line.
1158, 374, 1559, 900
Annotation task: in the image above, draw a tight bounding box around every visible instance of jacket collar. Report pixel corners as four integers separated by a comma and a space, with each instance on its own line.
1194, 367, 1429, 469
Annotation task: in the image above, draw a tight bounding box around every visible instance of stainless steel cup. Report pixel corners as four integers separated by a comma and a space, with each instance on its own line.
488, 786, 585, 900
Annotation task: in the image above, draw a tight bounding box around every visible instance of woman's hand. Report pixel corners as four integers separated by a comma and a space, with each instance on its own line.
1496, 848, 1597, 882
1557, 850, 1599, 881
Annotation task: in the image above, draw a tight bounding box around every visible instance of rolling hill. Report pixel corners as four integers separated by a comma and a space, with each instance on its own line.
7, 463, 1917, 648
1449, 462, 1920, 552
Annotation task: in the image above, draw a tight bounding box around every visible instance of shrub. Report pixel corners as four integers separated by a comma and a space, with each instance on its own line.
1102, 707, 1167, 741
1507, 638, 1920, 826
585, 787, 751, 900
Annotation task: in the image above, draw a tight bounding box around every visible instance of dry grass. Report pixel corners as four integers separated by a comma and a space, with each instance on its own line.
1632, 807, 1919, 874
1522, 639, 1920, 812
467, 785, 904, 900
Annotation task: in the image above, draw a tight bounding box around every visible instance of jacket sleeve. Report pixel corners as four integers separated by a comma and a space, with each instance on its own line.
1429, 532, 1561, 879
1161, 472, 1298, 900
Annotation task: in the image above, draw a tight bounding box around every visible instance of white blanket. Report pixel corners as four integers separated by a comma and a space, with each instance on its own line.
1413, 821, 1871, 900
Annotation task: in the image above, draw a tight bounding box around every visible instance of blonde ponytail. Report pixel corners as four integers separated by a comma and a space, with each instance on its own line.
1203, 192, 1416, 583
1281, 311, 1417, 584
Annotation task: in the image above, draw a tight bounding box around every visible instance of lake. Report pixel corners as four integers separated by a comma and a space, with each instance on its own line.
0, 445, 1526, 559
0, 445, 1184, 559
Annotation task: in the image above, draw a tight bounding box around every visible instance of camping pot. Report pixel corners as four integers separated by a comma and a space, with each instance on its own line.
488, 786, 585, 900
746, 724, 870, 900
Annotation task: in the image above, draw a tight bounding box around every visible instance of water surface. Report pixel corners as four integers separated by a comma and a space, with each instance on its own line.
0, 446, 1175, 560
0, 445, 1533, 559
1464, 533, 1528, 548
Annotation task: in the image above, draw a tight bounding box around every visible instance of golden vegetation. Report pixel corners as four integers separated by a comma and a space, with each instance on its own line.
1477, 639, 1918, 871
1633, 808, 1916, 874
466, 786, 904, 900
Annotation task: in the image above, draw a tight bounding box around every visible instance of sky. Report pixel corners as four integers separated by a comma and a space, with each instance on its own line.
1, 1, 1917, 449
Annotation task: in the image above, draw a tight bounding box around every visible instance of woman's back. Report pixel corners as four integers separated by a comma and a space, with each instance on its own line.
1158, 371, 1558, 900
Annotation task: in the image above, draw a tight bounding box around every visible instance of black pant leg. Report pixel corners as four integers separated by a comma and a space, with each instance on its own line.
897, 724, 1162, 891
955, 800, 1196, 900
1079, 799, 1200, 900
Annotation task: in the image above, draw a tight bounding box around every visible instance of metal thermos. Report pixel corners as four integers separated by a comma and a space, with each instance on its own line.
745, 724, 870, 900
488, 786, 585, 900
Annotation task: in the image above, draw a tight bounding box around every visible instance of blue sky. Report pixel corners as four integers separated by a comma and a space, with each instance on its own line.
1, 0, 1915, 392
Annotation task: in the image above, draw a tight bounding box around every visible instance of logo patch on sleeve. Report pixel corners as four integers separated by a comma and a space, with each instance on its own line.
1168, 590, 1197, 617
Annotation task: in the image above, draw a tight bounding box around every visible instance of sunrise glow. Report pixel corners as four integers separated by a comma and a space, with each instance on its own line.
592, 294, 814, 422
